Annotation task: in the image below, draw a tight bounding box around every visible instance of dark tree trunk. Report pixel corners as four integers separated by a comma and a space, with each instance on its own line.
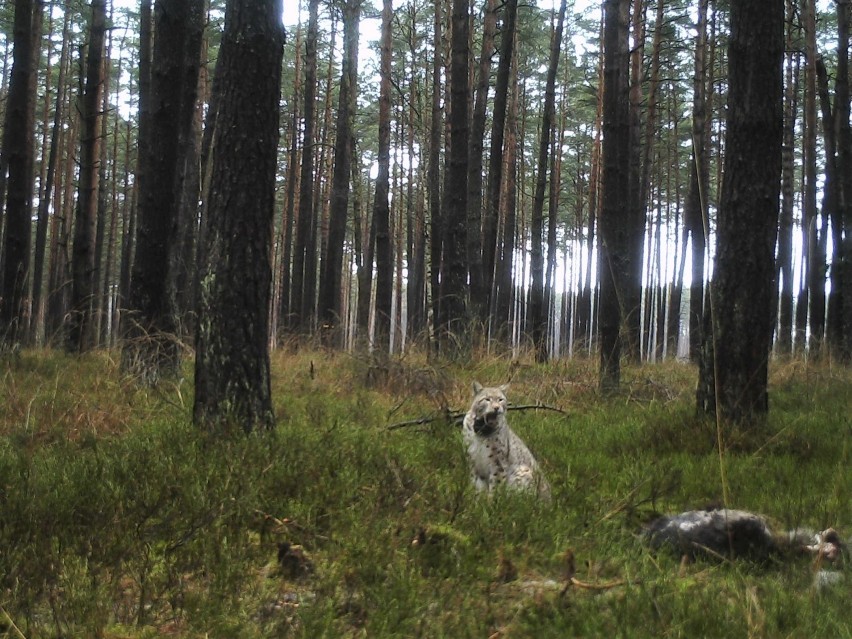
686, 0, 709, 362
428, 0, 443, 352
625, 0, 645, 361
485, 0, 518, 337
31, 0, 60, 346
373, 0, 394, 352
437, 0, 471, 353
123, 0, 204, 381
776, 18, 798, 355
496, 53, 520, 335
797, 0, 818, 355
599, 0, 631, 392
466, 0, 497, 320
0, 0, 40, 347
834, 0, 852, 361
696, 0, 783, 422
529, 0, 566, 362
278, 27, 302, 334
811, 58, 834, 354
319, 0, 360, 347
291, 0, 319, 335
194, 0, 284, 432
68, 0, 107, 353
168, 0, 206, 338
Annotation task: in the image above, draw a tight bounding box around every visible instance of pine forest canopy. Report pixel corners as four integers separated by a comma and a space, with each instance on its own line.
0, 0, 850, 424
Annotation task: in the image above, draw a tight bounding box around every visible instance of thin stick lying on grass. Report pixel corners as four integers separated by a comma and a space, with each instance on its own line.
387, 403, 568, 430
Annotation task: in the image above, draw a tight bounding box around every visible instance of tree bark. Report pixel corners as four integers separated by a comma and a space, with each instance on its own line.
599, 0, 631, 392
319, 0, 360, 347
466, 0, 497, 319
529, 0, 566, 362
428, 0, 443, 353
797, 0, 818, 355
372, 0, 394, 352
485, 0, 518, 337
194, 0, 284, 432
437, 0, 471, 354
68, 0, 107, 353
776, 7, 798, 355
696, 0, 783, 422
290, 0, 319, 335
123, 0, 204, 380
0, 0, 40, 347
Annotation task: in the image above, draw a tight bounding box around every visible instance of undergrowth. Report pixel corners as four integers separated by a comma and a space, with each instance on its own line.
0, 349, 849, 638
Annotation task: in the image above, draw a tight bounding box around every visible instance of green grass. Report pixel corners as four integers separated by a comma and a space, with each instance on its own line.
0, 349, 849, 637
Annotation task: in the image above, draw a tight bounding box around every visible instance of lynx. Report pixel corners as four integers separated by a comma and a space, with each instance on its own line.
461, 382, 551, 498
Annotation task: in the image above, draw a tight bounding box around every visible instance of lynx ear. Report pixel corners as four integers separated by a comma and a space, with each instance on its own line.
472, 381, 483, 394
499, 383, 510, 393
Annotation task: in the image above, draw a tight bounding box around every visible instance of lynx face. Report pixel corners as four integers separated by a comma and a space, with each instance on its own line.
469, 382, 509, 437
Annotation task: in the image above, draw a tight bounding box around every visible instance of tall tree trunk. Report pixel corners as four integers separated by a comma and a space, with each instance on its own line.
0, 0, 40, 347
373, 0, 394, 352
194, 0, 284, 432
278, 26, 302, 334
428, 0, 443, 353
776, 9, 798, 355
466, 0, 497, 320
319, 0, 360, 347
529, 0, 566, 362
68, 0, 107, 353
123, 0, 204, 381
31, 0, 65, 346
599, 0, 631, 391
484, 0, 518, 338
798, 0, 818, 355
696, 0, 783, 422
811, 59, 843, 353
168, 0, 206, 338
625, 0, 645, 361
686, 0, 709, 362
291, 0, 319, 335
496, 47, 520, 337
835, 0, 852, 361
437, 0, 471, 353
406, 20, 427, 340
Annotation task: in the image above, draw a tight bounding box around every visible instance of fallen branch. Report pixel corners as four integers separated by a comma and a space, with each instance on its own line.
387, 403, 567, 430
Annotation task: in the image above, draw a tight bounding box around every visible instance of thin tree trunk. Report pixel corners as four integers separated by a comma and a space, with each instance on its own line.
686, 0, 709, 362
484, 0, 518, 338
798, 0, 818, 355
68, 0, 107, 353
776, 8, 798, 355
373, 0, 394, 352
291, 0, 319, 335
319, 0, 360, 347
31, 0, 65, 346
529, 0, 566, 362
428, 0, 443, 353
625, 0, 646, 361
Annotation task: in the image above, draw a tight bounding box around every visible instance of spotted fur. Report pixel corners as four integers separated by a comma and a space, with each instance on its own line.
461, 382, 551, 498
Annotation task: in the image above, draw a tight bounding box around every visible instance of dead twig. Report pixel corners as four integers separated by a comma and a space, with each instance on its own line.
387, 403, 568, 430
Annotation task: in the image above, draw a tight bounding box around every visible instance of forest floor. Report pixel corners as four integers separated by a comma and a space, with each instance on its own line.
0, 347, 849, 638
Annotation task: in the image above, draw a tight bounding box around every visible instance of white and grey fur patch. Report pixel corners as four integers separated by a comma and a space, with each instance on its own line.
461, 382, 551, 498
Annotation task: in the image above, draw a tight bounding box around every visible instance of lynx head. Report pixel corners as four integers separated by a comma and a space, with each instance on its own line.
469, 382, 509, 437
